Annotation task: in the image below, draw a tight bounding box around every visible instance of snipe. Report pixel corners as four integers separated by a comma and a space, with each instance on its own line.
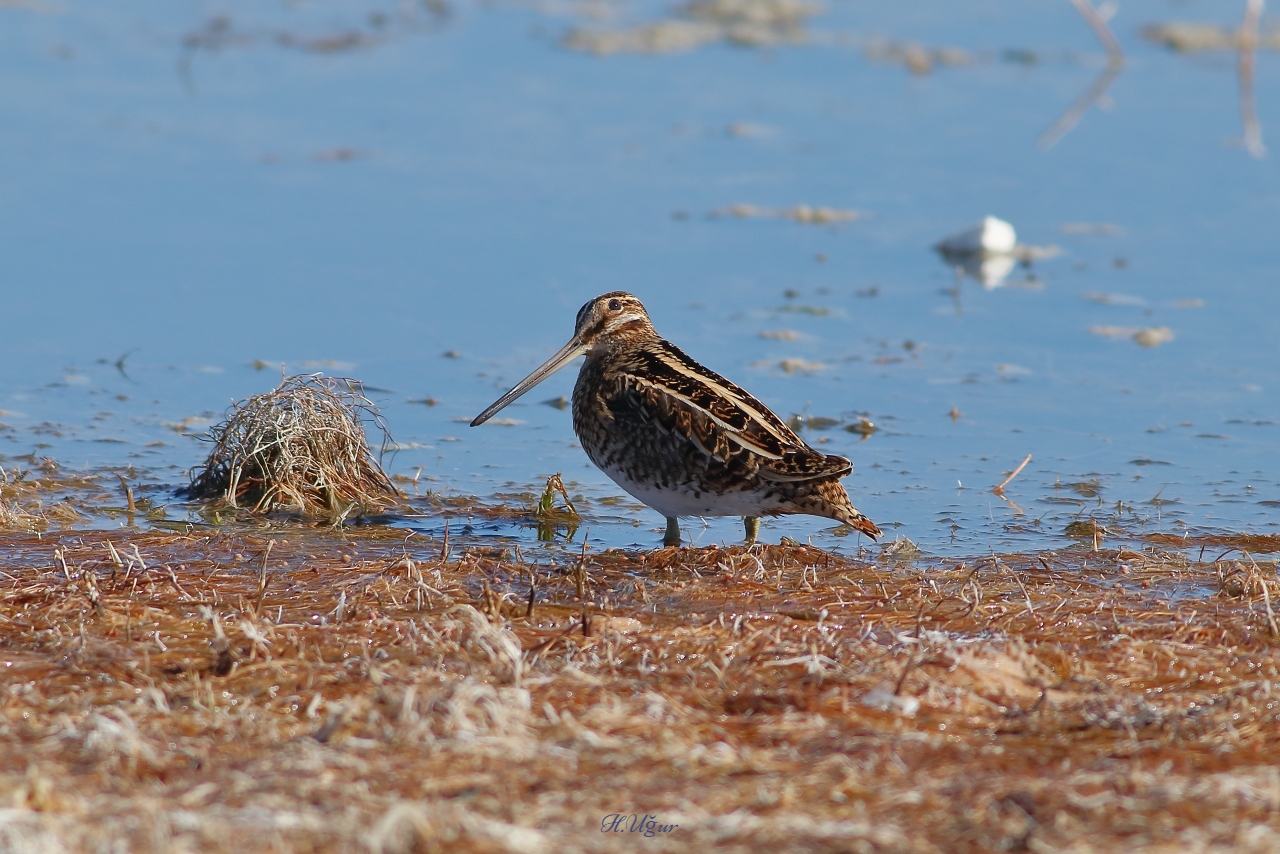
471, 292, 881, 547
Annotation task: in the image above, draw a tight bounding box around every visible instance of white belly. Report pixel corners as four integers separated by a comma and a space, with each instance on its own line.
598, 463, 777, 519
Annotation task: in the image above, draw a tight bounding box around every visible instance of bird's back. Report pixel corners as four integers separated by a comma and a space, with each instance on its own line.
573, 337, 854, 510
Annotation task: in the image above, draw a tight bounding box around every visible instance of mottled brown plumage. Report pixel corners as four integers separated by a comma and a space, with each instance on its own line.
472, 292, 880, 547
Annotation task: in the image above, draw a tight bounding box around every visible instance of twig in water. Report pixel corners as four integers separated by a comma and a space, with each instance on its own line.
994, 454, 1032, 494
995, 493, 1026, 516
118, 475, 136, 513
1240, 0, 1267, 159
1071, 0, 1122, 55
1040, 0, 1125, 148
254, 540, 273, 616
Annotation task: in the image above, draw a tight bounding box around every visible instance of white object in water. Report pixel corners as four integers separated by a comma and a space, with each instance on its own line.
935, 216, 1017, 255
965, 253, 1018, 289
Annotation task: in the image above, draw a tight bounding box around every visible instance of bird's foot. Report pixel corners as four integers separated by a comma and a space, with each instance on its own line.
743, 516, 761, 548
663, 517, 682, 548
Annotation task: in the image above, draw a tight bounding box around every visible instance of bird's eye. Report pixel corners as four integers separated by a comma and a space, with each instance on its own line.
608, 298, 622, 311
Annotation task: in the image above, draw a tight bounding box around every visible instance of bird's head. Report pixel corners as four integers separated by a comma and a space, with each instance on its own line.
572, 291, 654, 350
470, 291, 655, 427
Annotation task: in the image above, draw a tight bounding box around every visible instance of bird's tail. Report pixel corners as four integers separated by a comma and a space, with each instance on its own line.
811, 480, 882, 540
838, 508, 882, 540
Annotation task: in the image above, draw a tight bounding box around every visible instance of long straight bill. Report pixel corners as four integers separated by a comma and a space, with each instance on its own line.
470, 337, 587, 426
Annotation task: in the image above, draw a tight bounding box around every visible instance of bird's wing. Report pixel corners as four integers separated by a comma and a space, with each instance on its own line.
609, 341, 851, 483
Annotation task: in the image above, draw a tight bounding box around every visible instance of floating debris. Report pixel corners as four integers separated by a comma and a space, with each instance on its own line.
383, 441, 432, 451
276, 31, 375, 54
710, 203, 863, 224
310, 148, 363, 162
1083, 291, 1145, 306
880, 536, 922, 559
864, 38, 972, 75
1061, 222, 1124, 236
0, 468, 83, 532
1064, 519, 1104, 539
565, 0, 818, 55
1143, 22, 1280, 53
185, 375, 400, 518
564, 20, 721, 55
542, 396, 570, 410
162, 415, 212, 434
453, 415, 524, 426
759, 329, 803, 341
845, 418, 877, 438
1133, 327, 1175, 347
1002, 48, 1039, 65
786, 414, 841, 431
776, 358, 827, 375
776, 304, 832, 316
1088, 326, 1176, 347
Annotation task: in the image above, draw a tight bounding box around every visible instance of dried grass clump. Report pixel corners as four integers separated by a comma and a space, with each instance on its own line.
186, 375, 400, 517
8, 518, 1280, 852
0, 498, 43, 531
0, 462, 86, 532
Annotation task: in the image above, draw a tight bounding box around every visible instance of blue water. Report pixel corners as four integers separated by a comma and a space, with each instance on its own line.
1, 0, 1277, 554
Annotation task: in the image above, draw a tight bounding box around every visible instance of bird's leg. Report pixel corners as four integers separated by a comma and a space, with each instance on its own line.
663, 517, 681, 548
743, 516, 761, 547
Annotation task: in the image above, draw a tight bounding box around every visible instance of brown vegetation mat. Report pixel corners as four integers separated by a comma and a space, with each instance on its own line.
2, 528, 1280, 852
185, 375, 399, 518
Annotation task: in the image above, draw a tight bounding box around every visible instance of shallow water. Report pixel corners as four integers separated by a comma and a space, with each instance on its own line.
1, 0, 1277, 555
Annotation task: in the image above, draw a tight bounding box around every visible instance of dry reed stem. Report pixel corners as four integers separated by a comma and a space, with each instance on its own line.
992, 453, 1032, 494
1, 525, 1280, 851
186, 375, 400, 519
1240, 0, 1267, 158
1040, 0, 1125, 149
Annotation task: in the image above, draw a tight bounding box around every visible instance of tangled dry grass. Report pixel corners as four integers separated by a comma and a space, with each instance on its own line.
185, 375, 400, 519
2, 517, 1280, 852
0, 458, 95, 533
